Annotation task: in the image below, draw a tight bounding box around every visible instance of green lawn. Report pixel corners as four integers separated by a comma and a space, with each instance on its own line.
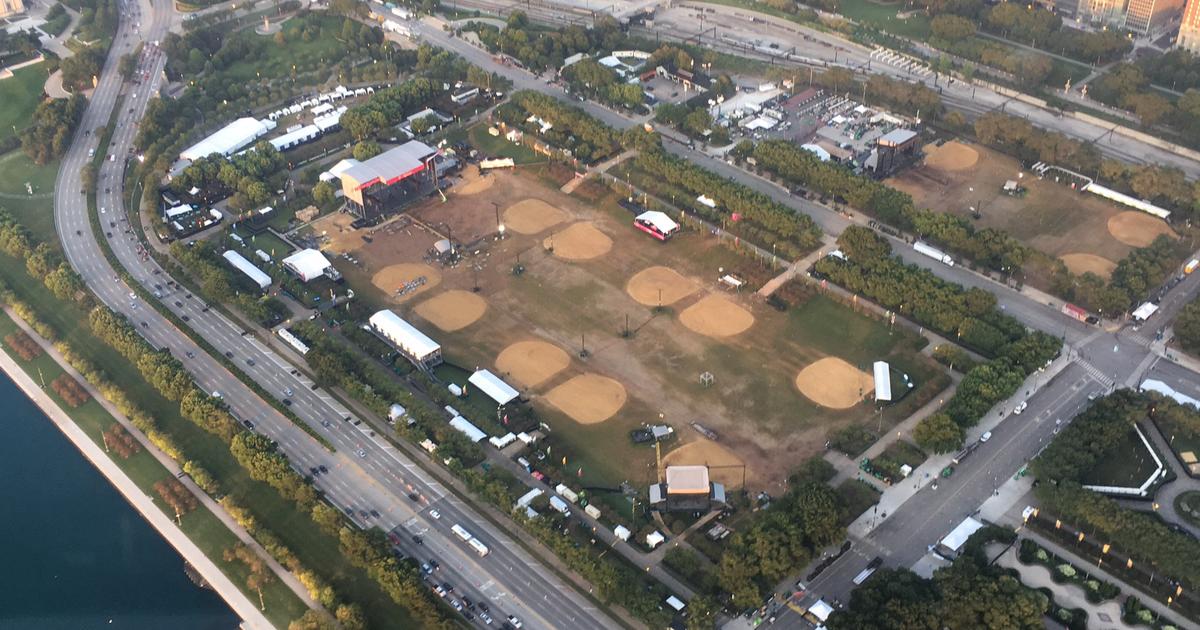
461, 123, 544, 164
0, 254, 418, 629
1081, 427, 1160, 488
221, 15, 357, 84
879, 440, 926, 469
231, 229, 295, 260
0, 311, 309, 628
0, 151, 59, 243
0, 65, 50, 141
839, 0, 931, 39
1175, 491, 1200, 529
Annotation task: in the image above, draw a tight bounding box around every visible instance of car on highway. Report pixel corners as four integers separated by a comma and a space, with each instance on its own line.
412, 535, 423, 545
356, 448, 366, 458
421, 561, 433, 574
283, 399, 293, 407
429, 509, 440, 519
318, 465, 328, 474
507, 615, 523, 628
980, 431, 992, 443
407, 492, 419, 501
284, 388, 293, 397
1013, 401, 1028, 415
1088, 391, 1101, 401
433, 584, 447, 598
450, 599, 462, 612
479, 611, 493, 625
243, 420, 254, 429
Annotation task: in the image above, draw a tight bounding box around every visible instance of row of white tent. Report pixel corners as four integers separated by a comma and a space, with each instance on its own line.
266, 85, 375, 121
269, 106, 348, 152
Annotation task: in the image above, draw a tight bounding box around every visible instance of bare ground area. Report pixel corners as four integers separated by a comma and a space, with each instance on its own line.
1107, 211, 1177, 248
794, 357, 873, 409
413, 290, 488, 332
543, 222, 613, 261
495, 340, 572, 389
626, 266, 699, 306
1060, 252, 1117, 279
662, 440, 750, 489
543, 373, 628, 424
678, 294, 755, 338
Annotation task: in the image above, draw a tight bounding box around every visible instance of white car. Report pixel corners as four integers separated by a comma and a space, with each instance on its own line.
507, 615, 523, 628
980, 431, 992, 443
428, 509, 440, 519
1013, 401, 1028, 415
355, 449, 367, 458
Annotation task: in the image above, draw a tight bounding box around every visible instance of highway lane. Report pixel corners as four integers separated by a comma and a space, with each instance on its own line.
52, 2, 618, 629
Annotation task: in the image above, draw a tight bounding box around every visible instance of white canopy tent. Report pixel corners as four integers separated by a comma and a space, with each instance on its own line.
468, 369, 519, 405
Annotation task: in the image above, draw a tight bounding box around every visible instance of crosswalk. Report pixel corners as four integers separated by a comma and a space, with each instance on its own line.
1075, 358, 1115, 389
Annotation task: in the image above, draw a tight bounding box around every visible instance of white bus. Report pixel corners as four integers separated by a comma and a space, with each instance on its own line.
852, 567, 877, 585
451, 524, 472, 542
467, 538, 490, 557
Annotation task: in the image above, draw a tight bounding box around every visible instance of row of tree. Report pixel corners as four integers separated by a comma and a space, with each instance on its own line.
1030, 390, 1138, 484
1177, 298, 1200, 355
463, 11, 625, 73
494, 91, 622, 164
20, 94, 88, 166
1048, 236, 1185, 316
168, 240, 288, 326
171, 141, 287, 210
339, 77, 439, 141
562, 58, 645, 112
747, 139, 1026, 272
103, 422, 141, 459
633, 148, 824, 257
1089, 63, 1200, 151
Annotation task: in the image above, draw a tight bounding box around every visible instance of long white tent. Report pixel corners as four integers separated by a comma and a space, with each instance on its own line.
873, 361, 892, 401
449, 415, 488, 442
222, 250, 272, 290
181, 117, 276, 161
368, 310, 441, 366
468, 369, 519, 405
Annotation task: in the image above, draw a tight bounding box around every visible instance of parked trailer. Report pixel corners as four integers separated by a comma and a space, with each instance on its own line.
913, 241, 954, 267
467, 538, 490, 557
450, 524, 472, 542
549, 496, 572, 516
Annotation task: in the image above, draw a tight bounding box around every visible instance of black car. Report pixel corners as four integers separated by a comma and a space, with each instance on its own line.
407, 492, 420, 502
309, 467, 318, 475
283, 399, 292, 406
462, 597, 475, 610
441, 582, 453, 593
224, 351, 233, 358
412, 535, 423, 545
243, 420, 254, 429
318, 465, 328, 474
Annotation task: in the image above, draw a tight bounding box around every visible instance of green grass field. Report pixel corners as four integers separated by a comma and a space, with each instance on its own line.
1081, 427, 1160, 488
0, 252, 418, 629
839, 0, 931, 39
0, 311, 309, 627
0, 65, 49, 142
460, 124, 544, 164
0, 151, 59, 243
222, 15, 358, 84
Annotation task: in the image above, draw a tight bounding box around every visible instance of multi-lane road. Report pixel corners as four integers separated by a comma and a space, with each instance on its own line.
52, 2, 619, 629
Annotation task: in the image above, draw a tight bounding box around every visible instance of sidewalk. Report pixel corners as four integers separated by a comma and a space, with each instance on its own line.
5, 307, 319, 619
0, 333, 275, 630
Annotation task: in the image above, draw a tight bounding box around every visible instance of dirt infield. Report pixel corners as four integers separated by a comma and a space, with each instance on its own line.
626, 266, 698, 306
662, 440, 749, 488
679, 294, 755, 338
413, 290, 488, 332
544, 373, 627, 424
1060, 253, 1117, 279
503, 199, 567, 235
794, 357, 872, 409
495, 340, 571, 389
924, 141, 979, 171
1107, 211, 1177, 247
544, 222, 613, 261
372, 263, 442, 302
455, 165, 495, 196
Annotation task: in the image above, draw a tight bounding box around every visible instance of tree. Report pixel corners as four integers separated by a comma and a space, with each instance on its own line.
931, 14, 975, 42
1176, 299, 1200, 354
1122, 92, 1173, 127
352, 140, 381, 161
335, 603, 367, 630
312, 180, 336, 207
913, 413, 965, 453
288, 610, 335, 630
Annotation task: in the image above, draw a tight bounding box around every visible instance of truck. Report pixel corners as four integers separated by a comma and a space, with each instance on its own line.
1061, 303, 1088, 322
1186, 259, 1199, 275
467, 538, 490, 557
549, 496, 572, 517
554, 483, 579, 503
913, 241, 954, 267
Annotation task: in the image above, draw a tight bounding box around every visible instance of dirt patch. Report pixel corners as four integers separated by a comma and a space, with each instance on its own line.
310, 212, 362, 254
544, 373, 627, 424
495, 340, 571, 389
662, 440, 749, 488
503, 198, 567, 235
413, 290, 488, 332
1107, 211, 1177, 247
371, 263, 442, 302
544, 222, 613, 261
626, 266, 698, 306
679, 294, 755, 338
924, 141, 979, 171
794, 357, 872, 409
456, 164, 495, 196
1060, 252, 1117, 279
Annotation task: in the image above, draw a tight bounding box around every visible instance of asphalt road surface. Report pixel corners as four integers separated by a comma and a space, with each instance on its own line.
52, 2, 618, 628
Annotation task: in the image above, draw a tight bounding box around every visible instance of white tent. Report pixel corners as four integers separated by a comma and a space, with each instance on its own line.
614, 525, 631, 541
645, 531, 666, 548
873, 361, 892, 401
282, 249, 334, 282
222, 250, 271, 290
181, 118, 276, 161
938, 517, 984, 557
1132, 302, 1159, 321
468, 369, 519, 405
634, 211, 680, 236
807, 600, 834, 623
449, 416, 488, 442
368, 310, 441, 365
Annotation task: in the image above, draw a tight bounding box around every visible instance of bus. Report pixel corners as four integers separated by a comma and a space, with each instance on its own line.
451, 524, 472, 542
467, 538, 490, 557
852, 567, 877, 585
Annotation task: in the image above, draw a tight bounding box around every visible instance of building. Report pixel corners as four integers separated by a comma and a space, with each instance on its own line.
180, 117, 277, 162
282, 248, 341, 283
1124, 0, 1185, 33
368, 309, 442, 368
872, 128, 920, 176
0, 0, 23, 18
338, 141, 439, 222
649, 465, 727, 512
1177, 0, 1200, 52
1078, 0, 1127, 24
222, 250, 272, 291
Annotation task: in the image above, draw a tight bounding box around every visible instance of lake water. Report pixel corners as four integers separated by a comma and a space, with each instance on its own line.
0, 371, 239, 629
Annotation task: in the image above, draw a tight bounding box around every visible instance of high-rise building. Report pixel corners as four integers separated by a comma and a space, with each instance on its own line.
1124, 0, 1185, 33
0, 0, 25, 18
1079, 0, 1128, 25
1178, 0, 1200, 53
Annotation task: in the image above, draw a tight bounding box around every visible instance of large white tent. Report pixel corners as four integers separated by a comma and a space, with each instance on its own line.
181, 117, 276, 161
282, 249, 334, 282
468, 369, 519, 406
222, 250, 271, 290
368, 310, 441, 366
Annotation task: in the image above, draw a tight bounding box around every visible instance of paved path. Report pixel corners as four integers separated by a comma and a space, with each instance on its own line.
994, 543, 1137, 630
0, 326, 275, 630
5, 306, 320, 617
1119, 420, 1200, 539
